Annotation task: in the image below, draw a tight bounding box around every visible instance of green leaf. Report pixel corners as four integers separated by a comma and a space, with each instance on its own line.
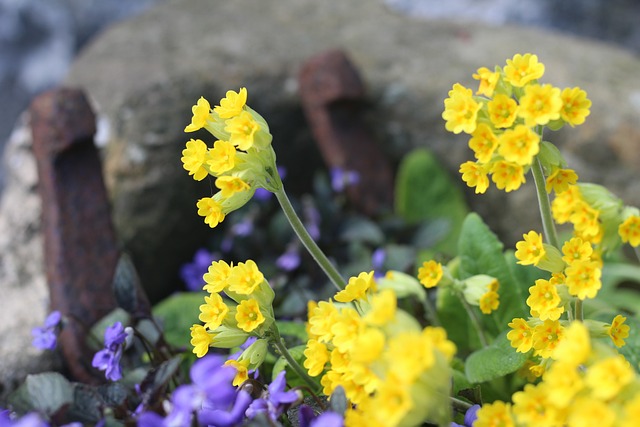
465, 332, 529, 384
339, 216, 385, 245
153, 292, 206, 349
458, 213, 528, 327
436, 286, 475, 354
275, 321, 308, 343
395, 148, 468, 254
9, 372, 73, 415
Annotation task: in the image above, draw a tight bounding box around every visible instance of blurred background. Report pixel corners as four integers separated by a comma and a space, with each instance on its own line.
1, 0, 640, 189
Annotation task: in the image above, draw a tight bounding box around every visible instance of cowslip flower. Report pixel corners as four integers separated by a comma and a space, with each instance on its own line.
526, 279, 564, 321
334, 271, 375, 303
214, 88, 247, 119
507, 318, 533, 353
207, 139, 237, 175
560, 87, 591, 127
442, 83, 482, 134
565, 259, 602, 299
566, 397, 615, 427
235, 299, 265, 333
184, 96, 212, 132
517, 83, 562, 127
487, 94, 518, 129
197, 197, 226, 228
92, 321, 131, 381
181, 139, 210, 181
303, 339, 329, 377
417, 260, 443, 289
31, 311, 62, 351
472, 67, 499, 97
190, 324, 212, 357
490, 160, 525, 192
227, 260, 264, 295
619, 215, 640, 247
199, 293, 229, 331
545, 168, 578, 194
225, 111, 260, 151
215, 176, 250, 199
608, 314, 630, 348
473, 401, 515, 427
561, 236, 592, 265
203, 260, 233, 293
503, 53, 545, 87
479, 290, 499, 314
542, 361, 584, 408
459, 161, 490, 194
585, 355, 634, 400
497, 124, 540, 166
532, 319, 565, 359
511, 383, 561, 426
552, 321, 590, 366
515, 231, 545, 266
468, 123, 498, 163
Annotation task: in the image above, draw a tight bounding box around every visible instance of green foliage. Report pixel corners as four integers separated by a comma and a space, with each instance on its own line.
395, 148, 468, 253
9, 373, 73, 416
465, 333, 529, 384
457, 213, 529, 327
152, 292, 206, 349
271, 344, 310, 389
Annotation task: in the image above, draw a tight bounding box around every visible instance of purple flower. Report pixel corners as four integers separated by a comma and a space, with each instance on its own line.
180, 248, 218, 291
371, 248, 386, 279
31, 311, 62, 351
298, 405, 343, 427
246, 371, 300, 421
0, 411, 48, 427
92, 322, 130, 382
330, 168, 360, 192
451, 404, 480, 427
302, 199, 321, 240
276, 247, 301, 272
137, 355, 251, 427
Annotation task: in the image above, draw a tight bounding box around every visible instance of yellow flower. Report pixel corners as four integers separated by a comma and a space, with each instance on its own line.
621, 393, 640, 427
619, 215, 640, 247
497, 124, 540, 166
385, 331, 434, 384
515, 230, 545, 266
532, 319, 565, 359
207, 139, 237, 175
469, 123, 499, 163
350, 327, 386, 364
507, 318, 533, 353
585, 355, 634, 400
487, 93, 518, 129
190, 324, 212, 357
459, 161, 490, 194
334, 271, 375, 303
608, 314, 630, 348
561, 236, 592, 265
473, 66, 500, 97
560, 87, 591, 127
517, 83, 562, 127
235, 298, 265, 332
490, 160, 525, 192
417, 260, 443, 289
331, 307, 364, 353
552, 321, 590, 366
308, 300, 339, 342
227, 260, 264, 295
184, 96, 212, 132
566, 397, 615, 427
303, 339, 329, 376
545, 168, 578, 194
203, 260, 232, 293
479, 290, 499, 314
225, 111, 260, 151
565, 259, 601, 300
196, 197, 226, 228
364, 289, 397, 326
570, 201, 601, 239
512, 383, 561, 427
474, 401, 515, 427
181, 139, 210, 181
224, 358, 250, 386
215, 176, 250, 199
422, 327, 456, 361
442, 83, 482, 134
526, 279, 564, 321
503, 53, 545, 87
551, 185, 582, 224
198, 293, 229, 331
214, 87, 247, 119
542, 361, 583, 408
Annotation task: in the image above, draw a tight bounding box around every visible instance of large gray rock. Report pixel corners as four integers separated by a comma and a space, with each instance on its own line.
63, 0, 640, 269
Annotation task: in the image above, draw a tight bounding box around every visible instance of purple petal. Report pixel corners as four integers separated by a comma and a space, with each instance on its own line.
197, 390, 253, 427
44, 311, 62, 328
310, 412, 343, 427
104, 322, 127, 348
464, 404, 480, 427
136, 411, 166, 427
31, 328, 57, 350
276, 250, 300, 272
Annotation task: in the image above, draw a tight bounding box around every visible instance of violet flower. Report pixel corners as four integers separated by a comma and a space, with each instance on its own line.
298, 405, 344, 427
246, 371, 301, 422
31, 311, 62, 351
276, 245, 301, 272
0, 410, 48, 427
92, 322, 130, 382
137, 355, 252, 427
451, 404, 480, 427
330, 168, 360, 193
180, 248, 218, 291
302, 198, 321, 241
371, 248, 386, 279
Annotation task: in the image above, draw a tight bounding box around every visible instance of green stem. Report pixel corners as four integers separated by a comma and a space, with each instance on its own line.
271, 328, 320, 393
275, 187, 345, 291
451, 396, 473, 412
457, 290, 489, 348
422, 294, 441, 327
531, 157, 560, 249
575, 299, 584, 322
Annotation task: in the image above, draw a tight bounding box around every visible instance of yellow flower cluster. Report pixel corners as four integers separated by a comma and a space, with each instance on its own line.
181, 88, 281, 228
479, 322, 639, 427
303, 271, 456, 427
189, 259, 275, 384
443, 53, 590, 194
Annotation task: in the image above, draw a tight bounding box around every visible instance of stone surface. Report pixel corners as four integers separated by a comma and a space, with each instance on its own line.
0, 113, 62, 403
